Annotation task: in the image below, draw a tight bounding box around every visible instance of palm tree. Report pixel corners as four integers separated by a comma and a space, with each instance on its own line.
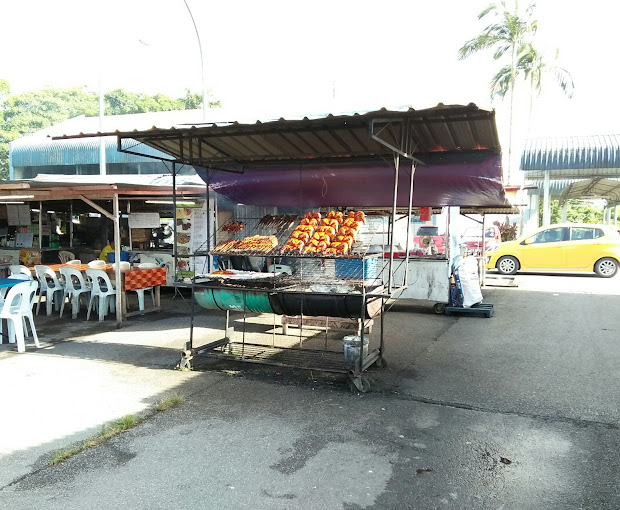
458, 1, 538, 185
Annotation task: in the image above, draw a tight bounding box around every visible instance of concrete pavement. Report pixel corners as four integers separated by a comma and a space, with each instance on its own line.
1, 276, 620, 508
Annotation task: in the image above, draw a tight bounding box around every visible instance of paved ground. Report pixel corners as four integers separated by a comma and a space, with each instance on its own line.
1, 274, 620, 509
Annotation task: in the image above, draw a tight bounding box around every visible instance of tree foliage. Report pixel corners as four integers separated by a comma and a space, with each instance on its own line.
538, 199, 604, 226
0, 82, 220, 180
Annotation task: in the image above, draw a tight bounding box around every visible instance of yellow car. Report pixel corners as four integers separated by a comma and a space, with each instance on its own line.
486, 223, 620, 278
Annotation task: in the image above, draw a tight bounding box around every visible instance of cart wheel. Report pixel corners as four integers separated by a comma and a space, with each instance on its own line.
375, 357, 388, 369
350, 376, 371, 393
432, 303, 446, 314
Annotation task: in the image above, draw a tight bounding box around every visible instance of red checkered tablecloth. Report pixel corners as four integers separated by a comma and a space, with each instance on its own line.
29, 263, 114, 273
124, 267, 167, 291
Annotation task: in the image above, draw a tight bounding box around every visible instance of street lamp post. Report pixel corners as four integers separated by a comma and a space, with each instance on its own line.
183, 0, 207, 121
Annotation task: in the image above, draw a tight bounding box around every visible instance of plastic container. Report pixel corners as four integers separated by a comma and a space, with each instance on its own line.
335, 257, 378, 280
107, 251, 130, 263
194, 289, 273, 313
343, 335, 369, 363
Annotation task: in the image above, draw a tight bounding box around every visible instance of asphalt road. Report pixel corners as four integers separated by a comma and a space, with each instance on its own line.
1, 273, 619, 509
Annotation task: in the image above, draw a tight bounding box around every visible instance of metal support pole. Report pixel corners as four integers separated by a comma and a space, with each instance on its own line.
113, 193, 122, 328
38, 202, 43, 251
172, 162, 178, 282
542, 170, 551, 226
403, 162, 415, 286
480, 214, 486, 288
387, 154, 400, 293
69, 201, 74, 249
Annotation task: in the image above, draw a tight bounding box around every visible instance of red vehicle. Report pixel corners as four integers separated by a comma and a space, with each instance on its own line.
460, 225, 501, 255
413, 225, 446, 254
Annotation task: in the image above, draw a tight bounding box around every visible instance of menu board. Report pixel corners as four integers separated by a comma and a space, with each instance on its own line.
7, 205, 31, 226
129, 212, 160, 229
174, 201, 214, 278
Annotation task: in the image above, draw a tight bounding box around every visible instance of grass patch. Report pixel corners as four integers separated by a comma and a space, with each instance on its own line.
49, 395, 184, 466
155, 393, 184, 412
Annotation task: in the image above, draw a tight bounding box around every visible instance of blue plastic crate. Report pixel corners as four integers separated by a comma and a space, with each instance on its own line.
335, 257, 378, 280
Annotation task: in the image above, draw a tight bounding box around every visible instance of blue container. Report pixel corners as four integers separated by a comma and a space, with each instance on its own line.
107, 251, 130, 263
335, 257, 378, 280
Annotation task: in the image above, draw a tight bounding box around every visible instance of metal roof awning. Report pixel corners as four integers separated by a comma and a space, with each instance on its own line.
521, 135, 620, 178
54, 103, 501, 166
53, 103, 511, 209
0, 174, 207, 202
558, 177, 620, 207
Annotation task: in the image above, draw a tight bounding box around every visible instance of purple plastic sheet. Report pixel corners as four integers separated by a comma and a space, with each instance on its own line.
201, 152, 508, 208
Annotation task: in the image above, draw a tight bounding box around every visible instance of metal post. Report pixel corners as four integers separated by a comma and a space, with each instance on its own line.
113, 193, 122, 328
172, 162, 178, 282
183, 0, 207, 121
38, 201, 43, 251
98, 73, 106, 176
388, 154, 400, 292
403, 162, 415, 286
480, 214, 486, 288
542, 170, 551, 226
69, 201, 74, 249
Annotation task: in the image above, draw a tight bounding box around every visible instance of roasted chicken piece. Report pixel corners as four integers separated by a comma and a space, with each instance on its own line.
295, 225, 315, 234
343, 218, 360, 230
354, 211, 366, 223
339, 226, 357, 239
312, 231, 332, 243
316, 225, 337, 238
291, 230, 311, 243
326, 211, 344, 223
329, 242, 349, 254
321, 218, 339, 230
300, 217, 319, 227
334, 235, 354, 248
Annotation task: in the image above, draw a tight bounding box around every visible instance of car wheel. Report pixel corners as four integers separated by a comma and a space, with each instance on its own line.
496, 255, 519, 275
594, 257, 618, 278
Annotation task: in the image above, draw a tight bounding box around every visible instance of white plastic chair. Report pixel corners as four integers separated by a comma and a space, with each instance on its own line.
131, 286, 155, 312
58, 251, 75, 264
66, 259, 82, 265
0, 280, 39, 353
59, 266, 91, 319
34, 265, 65, 316
85, 268, 116, 321
8, 265, 34, 280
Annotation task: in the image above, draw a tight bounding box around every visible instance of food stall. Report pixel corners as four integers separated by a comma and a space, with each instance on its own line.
0, 176, 208, 325
54, 104, 512, 389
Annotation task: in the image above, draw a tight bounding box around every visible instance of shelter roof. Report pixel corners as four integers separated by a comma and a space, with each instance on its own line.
53, 103, 501, 168
0, 174, 206, 202
521, 135, 620, 178
558, 177, 620, 207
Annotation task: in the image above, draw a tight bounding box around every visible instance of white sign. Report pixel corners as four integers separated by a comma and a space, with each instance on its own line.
7, 205, 31, 226
128, 212, 161, 229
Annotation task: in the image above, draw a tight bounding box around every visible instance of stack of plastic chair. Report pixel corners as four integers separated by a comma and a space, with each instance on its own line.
59, 265, 91, 319
8, 265, 34, 280
85, 268, 116, 321
58, 251, 75, 264
0, 280, 39, 353
34, 265, 65, 316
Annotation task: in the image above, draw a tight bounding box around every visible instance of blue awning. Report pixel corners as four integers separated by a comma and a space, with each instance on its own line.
521, 135, 620, 172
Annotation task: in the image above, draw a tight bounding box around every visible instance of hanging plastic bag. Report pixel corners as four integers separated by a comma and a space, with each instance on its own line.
457, 256, 483, 308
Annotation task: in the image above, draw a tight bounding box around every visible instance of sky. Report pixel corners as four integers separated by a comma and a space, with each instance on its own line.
2, 0, 619, 148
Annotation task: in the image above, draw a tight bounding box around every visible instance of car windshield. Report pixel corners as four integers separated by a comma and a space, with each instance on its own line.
417, 226, 438, 236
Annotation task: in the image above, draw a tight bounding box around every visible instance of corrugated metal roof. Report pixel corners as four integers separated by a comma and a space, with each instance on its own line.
521, 135, 620, 174
525, 177, 620, 200
10, 137, 171, 167
558, 178, 620, 207
53, 103, 502, 167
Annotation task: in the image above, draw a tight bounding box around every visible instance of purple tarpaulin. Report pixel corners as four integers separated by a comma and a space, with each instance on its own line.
201, 152, 508, 208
